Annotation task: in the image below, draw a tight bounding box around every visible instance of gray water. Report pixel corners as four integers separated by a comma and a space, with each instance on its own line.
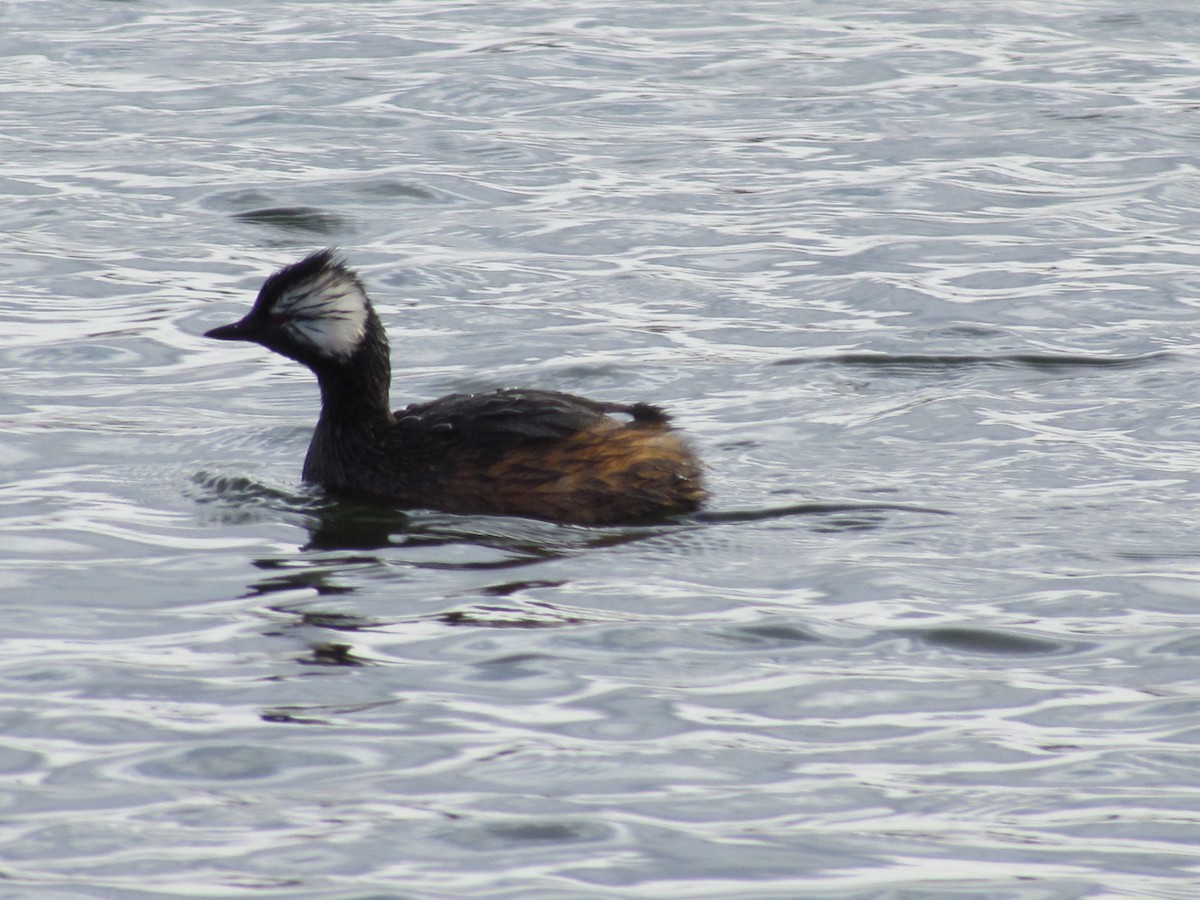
2, 1, 1200, 897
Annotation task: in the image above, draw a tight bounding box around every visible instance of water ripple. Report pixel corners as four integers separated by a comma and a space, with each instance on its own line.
3, 1, 1200, 896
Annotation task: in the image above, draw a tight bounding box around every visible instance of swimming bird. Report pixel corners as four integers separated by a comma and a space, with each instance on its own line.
204, 250, 706, 524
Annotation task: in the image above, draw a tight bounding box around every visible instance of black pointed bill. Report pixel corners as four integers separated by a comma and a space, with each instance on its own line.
204, 318, 262, 342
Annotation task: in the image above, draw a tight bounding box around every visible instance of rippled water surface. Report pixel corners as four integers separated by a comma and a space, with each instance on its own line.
4, 1, 1200, 896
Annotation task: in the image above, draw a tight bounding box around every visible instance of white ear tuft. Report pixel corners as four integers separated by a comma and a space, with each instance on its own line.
275, 268, 369, 359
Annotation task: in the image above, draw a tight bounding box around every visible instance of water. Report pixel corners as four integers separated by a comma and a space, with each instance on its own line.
2, 1, 1200, 896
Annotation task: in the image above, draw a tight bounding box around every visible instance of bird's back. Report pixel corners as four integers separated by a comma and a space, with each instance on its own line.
384, 389, 706, 524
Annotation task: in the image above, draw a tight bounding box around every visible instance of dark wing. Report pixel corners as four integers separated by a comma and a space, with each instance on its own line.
393, 388, 669, 451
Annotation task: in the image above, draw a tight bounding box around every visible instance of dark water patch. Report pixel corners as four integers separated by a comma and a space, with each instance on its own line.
723, 621, 822, 646
302, 503, 412, 551
775, 351, 1171, 375
260, 709, 330, 725
395, 544, 564, 572
1094, 13, 1144, 27
1117, 547, 1200, 561
695, 501, 953, 525
262, 700, 402, 727
230, 206, 352, 235
480, 579, 567, 597
810, 513, 891, 534
298, 642, 366, 666
1044, 111, 1117, 122
908, 627, 1075, 656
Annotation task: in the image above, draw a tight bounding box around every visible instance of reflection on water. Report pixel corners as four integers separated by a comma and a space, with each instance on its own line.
3, 0, 1200, 895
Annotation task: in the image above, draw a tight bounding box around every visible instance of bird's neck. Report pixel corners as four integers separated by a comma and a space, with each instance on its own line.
302, 335, 395, 491
311, 327, 394, 428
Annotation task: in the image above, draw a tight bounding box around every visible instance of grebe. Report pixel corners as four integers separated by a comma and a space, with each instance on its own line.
204, 250, 706, 524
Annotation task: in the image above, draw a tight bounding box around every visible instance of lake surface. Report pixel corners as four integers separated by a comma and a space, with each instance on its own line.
3, 1, 1200, 896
